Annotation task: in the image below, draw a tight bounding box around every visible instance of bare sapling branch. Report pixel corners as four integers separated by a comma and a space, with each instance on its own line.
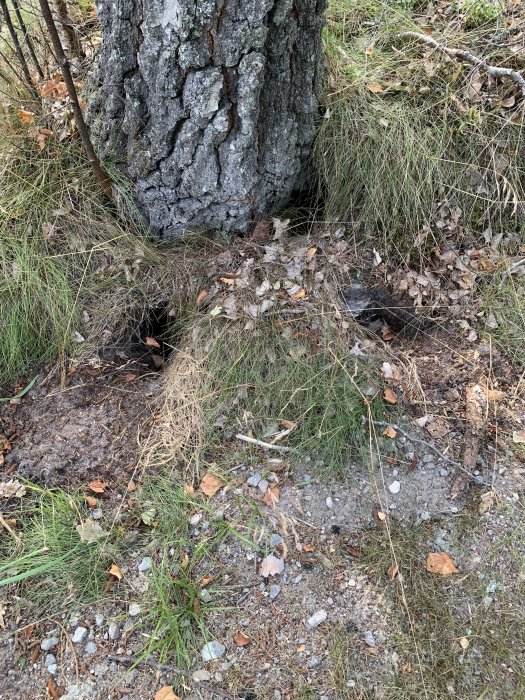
38, 0, 113, 199
11, 0, 45, 79
0, 0, 39, 98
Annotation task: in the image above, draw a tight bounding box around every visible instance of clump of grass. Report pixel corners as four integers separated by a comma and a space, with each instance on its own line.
317, 0, 525, 260
155, 316, 382, 478
483, 269, 525, 365
0, 484, 114, 613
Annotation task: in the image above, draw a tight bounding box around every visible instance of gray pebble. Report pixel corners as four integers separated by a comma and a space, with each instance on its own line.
425, 462, 436, 470
364, 631, 376, 647
269, 584, 281, 601
72, 627, 89, 644
326, 496, 334, 509
40, 637, 59, 651
85, 641, 97, 655
138, 557, 152, 572
45, 654, 56, 667
201, 640, 226, 662
306, 609, 327, 629
192, 669, 212, 682
108, 622, 121, 641
128, 603, 141, 617
439, 468, 449, 477
91, 509, 103, 520
388, 480, 401, 495
247, 473, 261, 487
258, 480, 269, 494
308, 656, 321, 669
94, 614, 104, 627
422, 454, 434, 463
270, 534, 283, 547
48, 664, 58, 675
110, 662, 117, 673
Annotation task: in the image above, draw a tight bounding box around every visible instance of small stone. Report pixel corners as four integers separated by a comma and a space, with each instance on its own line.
348, 578, 356, 587
325, 496, 334, 509
110, 662, 117, 673
425, 462, 436, 470
306, 609, 327, 629
91, 508, 103, 520
72, 627, 88, 644
45, 654, 56, 667
108, 623, 121, 641
294, 575, 302, 584
439, 468, 449, 477
269, 584, 281, 601
258, 480, 269, 494
200, 589, 212, 603
189, 513, 202, 526
364, 631, 376, 648
270, 534, 283, 547
94, 614, 104, 627
48, 664, 58, 675
128, 603, 141, 617
201, 641, 226, 662
41, 637, 59, 651
138, 557, 152, 572
308, 656, 321, 669
85, 641, 97, 655
388, 480, 401, 495
247, 473, 262, 487
192, 669, 212, 682
422, 454, 434, 463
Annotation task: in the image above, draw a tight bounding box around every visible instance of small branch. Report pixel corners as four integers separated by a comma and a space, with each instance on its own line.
0, 513, 22, 543
38, 0, 113, 199
235, 433, 296, 453
11, 0, 45, 79
107, 655, 235, 700
0, 0, 39, 99
398, 31, 525, 98
370, 420, 490, 485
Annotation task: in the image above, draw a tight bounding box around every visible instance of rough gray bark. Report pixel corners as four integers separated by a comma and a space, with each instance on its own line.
88, 0, 326, 237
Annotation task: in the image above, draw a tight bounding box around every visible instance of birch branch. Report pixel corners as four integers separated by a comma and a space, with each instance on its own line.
398, 31, 525, 98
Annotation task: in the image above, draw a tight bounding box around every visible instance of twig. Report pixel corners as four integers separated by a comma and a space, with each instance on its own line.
106, 655, 235, 700
38, 0, 113, 199
0, 513, 22, 543
11, 0, 45, 79
398, 31, 525, 98
370, 420, 490, 485
0, 0, 39, 98
235, 433, 296, 453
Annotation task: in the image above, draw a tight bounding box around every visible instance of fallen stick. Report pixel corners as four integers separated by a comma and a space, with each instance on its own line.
235, 433, 296, 453
398, 31, 525, 98
107, 655, 234, 699
0, 513, 21, 543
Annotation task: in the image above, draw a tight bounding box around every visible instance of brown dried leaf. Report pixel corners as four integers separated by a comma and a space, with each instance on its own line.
154, 687, 180, 700
109, 564, 122, 580
262, 487, 280, 506
280, 419, 296, 429
46, 676, 60, 699
387, 562, 399, 580
345, 544, 362, 558
291, 288, 306, 300
200, 474, 223, 497
18, 109, 35, 124
233, 630, 251, 646
383, 388, 398, 405
0, 479, 26, 498
198, 575, 213, 588
367, 82, 384, 93
426, 552, 459, 576
87, 480, 110, 494
127, 479, 137, 491
383, 426, 397, 439
145, 337, 161, 348
425, 417, 451, 439
196, 290, 208, 307
85, 496, 98, 507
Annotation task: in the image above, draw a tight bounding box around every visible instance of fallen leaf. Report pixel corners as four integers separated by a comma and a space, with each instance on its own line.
306, 246, 317, 261
154, 687, 180, 700
121, 374, 137, 382
291, 288, 306, 300
383, 426, 397, 439
302, 542, 315, 552
297, 643, 306, 652
383, 388, 397, 405
233, 630, 251, 646
367, 82, 384, 93
345, 544, 362, 558
109, 564, 122, 580
262, 487, 280, 506
387, 562, 399, 580
513, 430, 525, 444
200, 474, 223, 497
478, 490, 495, 514
198, 575, 213, 588
87, 480, 110, 494
18, 109, 35, 124
425, 417, 451, 439
280, 419, 296, 429
127, 479, 137, 491
458, 636, 469, 650
259, 554, 284, 577
0, 601, 6, 628
76, 519, 109, 543
196, 290, 208, 307
0, 479, 26, 498
381, 362, 402, 382
85, 496, 98, 507
141, 507, 157, 525
47, 676, 60, 699
184, 484, 195, 495
426, 552, 459, 576
145, 337, 161, 348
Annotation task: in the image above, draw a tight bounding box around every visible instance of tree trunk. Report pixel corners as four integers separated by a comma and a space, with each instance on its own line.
87, 0, 326, 237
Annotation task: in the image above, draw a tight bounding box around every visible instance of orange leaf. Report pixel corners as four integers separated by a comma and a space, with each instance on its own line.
145, 337, 161, 348
200, 474, 223, 497
121, 373, 137, 382
262, 487, 280, 506
154, 687, 180, 700
367, 82, 384, 93
425, 552, 459, 576
303, 542, 315, 552
18, 109, 35, 124
85, 496, 98, 507
196, 290, 208, 307
109, 564, 122, 580
127, 479, 137, 491
387, 562, 399, 580
198, 575, 213, 588
291, 288, 306, 300
383, 388, 398, 405
280, 419, 296, 429
306, 246, 317, 261
87, 480, 110, 494
383, 425, 397, 439
233, 630, 251, 647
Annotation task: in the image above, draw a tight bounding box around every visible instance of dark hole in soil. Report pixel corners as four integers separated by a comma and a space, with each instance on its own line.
129, 303, 176, 369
